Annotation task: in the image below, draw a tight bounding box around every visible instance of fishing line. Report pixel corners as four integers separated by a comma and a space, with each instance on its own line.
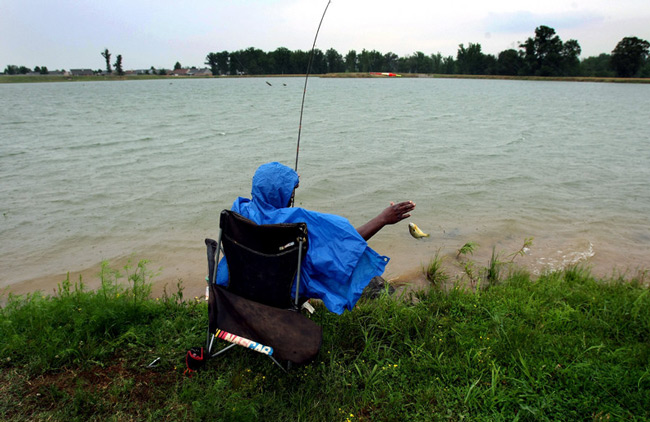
294, 0, 332, 174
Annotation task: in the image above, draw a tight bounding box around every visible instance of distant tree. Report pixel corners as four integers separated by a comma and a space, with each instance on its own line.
310, 48, 327, 74
497, 49, 524, 75
441, 56, 456, 74
290, 50, 310, 75
101, 48, 112, 74
238, 47, 268, 74
114, 55, 124, 76
358, 49, 371, 72
580, 54, 614, 77
520, 25, 562, 75
383, 52, 399, 73
18, 66, 30, 74
519, 25, 581, 76
174, 61, 182, 70
357, 49, 385, 72
372, 50, 387, 71
456, 43, 486, 74
398, 53, 412, 73
640, 62, 650, 78
484, 54, 498, 75
39, 66, 49, 74
561, 39, 582, 76
205, 52, 219, 75
325, 48, 345, 73
610, 36, 650, 77
228, 51, 242, 75
215, 51, 230, 75
4, 65, 18, 74
267, 47, 288, 74
410, 51, 433, 73
345, 50, 357, 72
430, 53, 444, 74
34, 66, 41, 73
396, 56, 409, 73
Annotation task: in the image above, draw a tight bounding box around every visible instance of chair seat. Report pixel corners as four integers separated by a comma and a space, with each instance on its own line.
209, 284, 322, 364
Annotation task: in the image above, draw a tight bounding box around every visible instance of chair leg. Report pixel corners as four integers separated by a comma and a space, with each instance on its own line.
206, 329, 238, 358
269, 356, 288, 373
211, 343, 236, 358
208, 331, 292, 372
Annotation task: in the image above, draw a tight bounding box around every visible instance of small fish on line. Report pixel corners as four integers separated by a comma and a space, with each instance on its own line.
409, 222, 429, 239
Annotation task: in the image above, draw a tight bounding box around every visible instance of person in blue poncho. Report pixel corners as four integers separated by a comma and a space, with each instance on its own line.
216, 162, 415, 314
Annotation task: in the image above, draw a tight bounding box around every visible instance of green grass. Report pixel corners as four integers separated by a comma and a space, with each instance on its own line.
1, 261, 649, 421
424, 249, 449, 286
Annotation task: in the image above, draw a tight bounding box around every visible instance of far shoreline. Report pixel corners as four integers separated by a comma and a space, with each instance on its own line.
1, 72, 649, 84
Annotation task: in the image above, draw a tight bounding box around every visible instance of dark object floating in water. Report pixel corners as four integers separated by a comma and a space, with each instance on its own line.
266, 81, 272, 86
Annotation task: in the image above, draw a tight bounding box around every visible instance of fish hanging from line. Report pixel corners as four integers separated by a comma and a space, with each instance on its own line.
409, 222, 430, 239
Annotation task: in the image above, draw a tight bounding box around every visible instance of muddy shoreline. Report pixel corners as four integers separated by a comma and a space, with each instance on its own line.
4, 235, 647, 305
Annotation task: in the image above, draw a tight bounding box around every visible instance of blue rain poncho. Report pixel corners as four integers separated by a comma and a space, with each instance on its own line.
216, 162, 389, 314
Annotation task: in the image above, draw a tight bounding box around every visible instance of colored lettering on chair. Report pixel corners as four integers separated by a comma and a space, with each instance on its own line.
215, 329, 274, 356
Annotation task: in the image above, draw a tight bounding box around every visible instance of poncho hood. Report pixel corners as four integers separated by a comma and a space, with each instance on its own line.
251, 162, 299, 211
216, 162, 389, 314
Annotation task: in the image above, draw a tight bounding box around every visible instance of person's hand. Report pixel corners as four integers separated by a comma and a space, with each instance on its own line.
380, 200, 415, 225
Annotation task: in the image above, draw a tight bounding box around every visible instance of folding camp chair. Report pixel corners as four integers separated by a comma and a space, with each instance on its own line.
204, 210, 322, 371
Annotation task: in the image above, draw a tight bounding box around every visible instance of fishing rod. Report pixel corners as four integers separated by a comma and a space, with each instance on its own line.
294, 0, 332, 174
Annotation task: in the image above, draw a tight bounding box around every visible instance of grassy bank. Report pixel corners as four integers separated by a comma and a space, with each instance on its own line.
2, 73, 649, 84
323, 72, 650, 83
0, 74, 202, 84
1, 260, 649, 421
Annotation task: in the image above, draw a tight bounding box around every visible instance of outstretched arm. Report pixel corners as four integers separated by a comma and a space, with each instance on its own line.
356, 201, 416, 241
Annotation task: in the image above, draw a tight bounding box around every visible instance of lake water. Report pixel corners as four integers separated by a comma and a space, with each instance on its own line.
1, 77, 649, 296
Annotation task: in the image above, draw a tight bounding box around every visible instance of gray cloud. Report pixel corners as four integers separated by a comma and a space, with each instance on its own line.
484, 10, 604, 34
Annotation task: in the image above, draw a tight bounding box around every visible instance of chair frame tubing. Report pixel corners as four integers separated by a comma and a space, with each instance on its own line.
205, 223, 306, 372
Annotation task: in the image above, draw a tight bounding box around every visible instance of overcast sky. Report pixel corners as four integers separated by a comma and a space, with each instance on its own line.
2, 0, 649, 71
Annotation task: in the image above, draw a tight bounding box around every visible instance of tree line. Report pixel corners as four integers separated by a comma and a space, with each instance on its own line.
4, 26, 649, 78
204, 26, 649, 78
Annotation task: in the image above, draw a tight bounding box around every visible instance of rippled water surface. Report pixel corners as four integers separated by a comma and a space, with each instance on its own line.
1, 77, 649, 291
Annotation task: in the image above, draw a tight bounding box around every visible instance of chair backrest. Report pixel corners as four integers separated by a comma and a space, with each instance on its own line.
219, 210, 308, 309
